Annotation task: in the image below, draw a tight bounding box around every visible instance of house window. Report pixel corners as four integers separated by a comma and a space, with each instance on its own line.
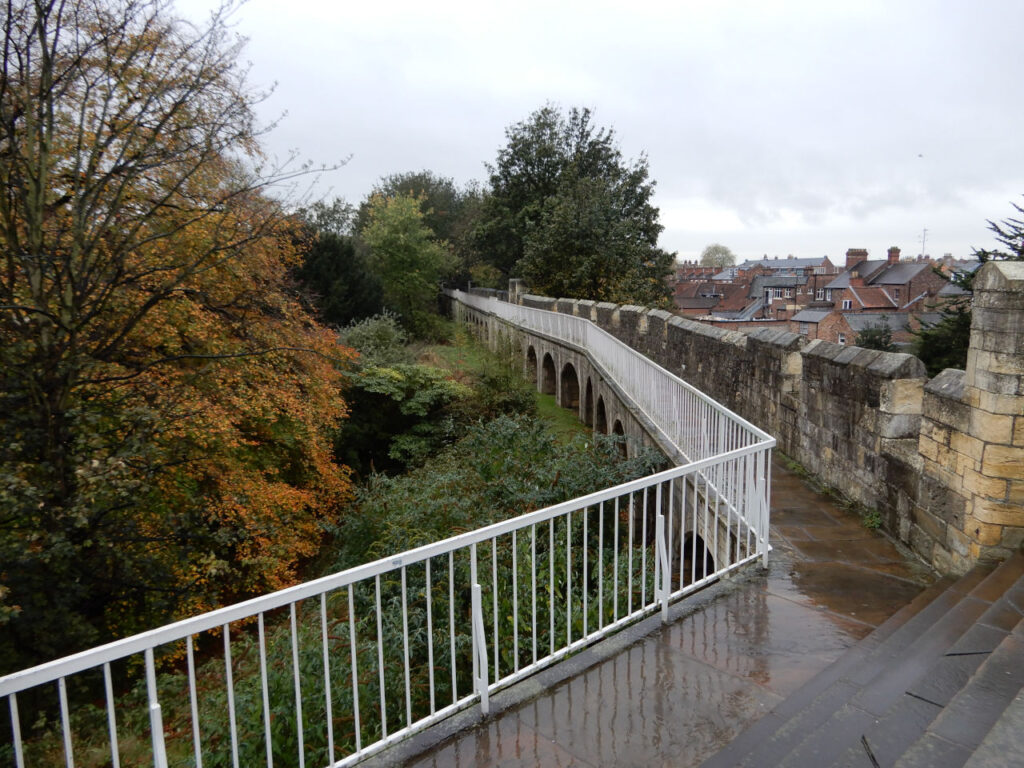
893, 287, 901, 299
816, 288, 824, 300
784, 288, 792, 298
838, 333, 846, 345
799, 322, 809, 335
826, 289, 833, 301
772, 287, 784, 298
842, 299, 852, 309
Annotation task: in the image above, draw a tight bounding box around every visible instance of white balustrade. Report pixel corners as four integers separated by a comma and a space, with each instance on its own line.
1, 291, 775, 768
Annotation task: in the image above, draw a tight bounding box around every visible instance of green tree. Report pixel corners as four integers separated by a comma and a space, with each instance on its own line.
362, 193, 457, 336
295, 199, 383, 325
913, 197, 1024, 375
0, 0, 351, 670
475, 105, 673, 304
355, 171, 484, 287
700, 243, 736, 268
855, 321, 896, 351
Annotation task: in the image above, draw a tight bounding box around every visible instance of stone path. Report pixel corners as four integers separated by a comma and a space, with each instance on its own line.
368, 457, 937, 768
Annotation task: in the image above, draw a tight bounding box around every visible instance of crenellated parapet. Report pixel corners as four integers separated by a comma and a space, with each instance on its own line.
514, 261, 1024, 574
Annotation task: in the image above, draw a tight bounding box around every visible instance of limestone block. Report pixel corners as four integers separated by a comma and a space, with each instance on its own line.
963, 468, 1009, 500
1008, 480, 1024, 505
914, 507, 948, 543
923, 396, 971, 433
972, 328, 1024, 359
1001, 525, 1024, 549
1015, 417, 1024, 446
937, 548, 958, 577
866, 352, 928, 380
553, 298, 570, 314
969, 409, 1015, 445
880, 379, 924, 415
910, 523, 937, 560
946, 525, 972, 557
878, 412, 920, 439
921, 420, 951, 446
950, 431, 986, 463
968, 368, 1023, 397
919, 434, 941, 462
970, 388, 1024, 416
576, 299, 597, 321
973, 497, 1024, 528
964, 514, 1003, 545
981, 444, 1024, 480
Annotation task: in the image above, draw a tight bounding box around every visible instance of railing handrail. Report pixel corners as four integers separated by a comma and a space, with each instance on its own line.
0, 442, 763, 697
451, 290, 774, 446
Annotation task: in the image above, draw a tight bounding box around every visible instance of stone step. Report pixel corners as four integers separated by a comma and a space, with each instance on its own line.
828, 574, 1024, 767
895, 618, 1024, 768
698, 574, 957, 768
961, 687, 1024, 768
700, 552, 1024, 768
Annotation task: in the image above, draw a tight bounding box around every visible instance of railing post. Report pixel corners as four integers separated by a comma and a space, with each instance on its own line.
756, 450, 770, 567
655, 507, 670, 624
145, 648, 169, 768
471, 584, 490, 715
469, 544, 489, 715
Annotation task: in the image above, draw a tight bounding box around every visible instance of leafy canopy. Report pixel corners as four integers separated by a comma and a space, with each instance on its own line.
0, 0, 352, 670
475, 104, 674, 305
700, 243, 737, 268
362, 192, 457, 338
855, 321, 896, 352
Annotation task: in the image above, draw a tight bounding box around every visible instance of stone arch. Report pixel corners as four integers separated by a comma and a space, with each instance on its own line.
682, 532, 716, 585
583, 378, 594, 427
560, 362, 580, 411
526, 346, 538, 387
612, 419, 627, 458
595, 396, 608, 434
541, 353, 557, 396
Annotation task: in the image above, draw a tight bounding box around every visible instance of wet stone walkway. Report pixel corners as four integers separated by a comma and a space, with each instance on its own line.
370, 457, 937, 768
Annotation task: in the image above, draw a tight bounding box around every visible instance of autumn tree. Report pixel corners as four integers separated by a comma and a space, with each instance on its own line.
700, 243, 736, 268
362, 192, 456, 337
474, 104, 673, 304
0, 0, 352, 670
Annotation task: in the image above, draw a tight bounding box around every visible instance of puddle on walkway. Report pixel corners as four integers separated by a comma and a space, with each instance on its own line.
392, 458, 937, 768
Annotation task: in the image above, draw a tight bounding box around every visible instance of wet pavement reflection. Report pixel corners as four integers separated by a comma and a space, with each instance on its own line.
397, 458, 937, 767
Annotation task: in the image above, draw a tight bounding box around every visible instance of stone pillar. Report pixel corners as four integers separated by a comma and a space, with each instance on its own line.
960, 261, 1024, 561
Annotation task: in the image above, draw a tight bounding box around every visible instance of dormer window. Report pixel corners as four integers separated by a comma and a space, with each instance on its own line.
842, 299, 852, 309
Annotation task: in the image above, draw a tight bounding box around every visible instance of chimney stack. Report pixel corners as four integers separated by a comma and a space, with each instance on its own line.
845, 248, 869, 270
887, 246, 901, 265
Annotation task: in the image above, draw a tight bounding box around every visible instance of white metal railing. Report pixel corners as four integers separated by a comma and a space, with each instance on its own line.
1, 292, 775, 768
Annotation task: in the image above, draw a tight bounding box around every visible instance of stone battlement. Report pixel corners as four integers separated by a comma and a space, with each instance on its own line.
519, 261, 1024, 574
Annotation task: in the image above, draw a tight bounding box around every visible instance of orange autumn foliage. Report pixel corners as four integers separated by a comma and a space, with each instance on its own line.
0, 0, 353, 669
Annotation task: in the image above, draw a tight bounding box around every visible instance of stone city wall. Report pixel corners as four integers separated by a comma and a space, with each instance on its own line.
517, 261, 1024, 574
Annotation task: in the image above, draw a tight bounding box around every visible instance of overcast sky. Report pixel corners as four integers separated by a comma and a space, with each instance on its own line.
177, 0, 1023, 262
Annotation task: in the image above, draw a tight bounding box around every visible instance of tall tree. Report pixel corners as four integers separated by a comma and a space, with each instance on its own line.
0, 0, 351, 669
700, 243, 736, 268
475, 105, 673, 304
354, 171, 484, 286
294, 199, 383, 326
362, 193, 456, 337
